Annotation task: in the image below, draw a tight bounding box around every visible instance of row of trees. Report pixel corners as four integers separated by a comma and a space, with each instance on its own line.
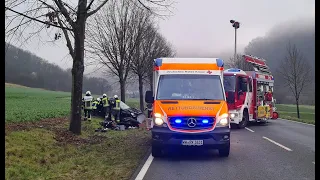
86, 0, 174, 111
226, 43, 312, 119
5, 43, 112, 95
5, 0, 174, 134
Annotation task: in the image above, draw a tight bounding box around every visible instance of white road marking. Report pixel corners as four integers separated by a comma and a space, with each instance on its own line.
278, 118, 315, 126
245, 127, 255, 132
312, 162, 315, 164
135, 154, 154, 180
263, 136, 293, 151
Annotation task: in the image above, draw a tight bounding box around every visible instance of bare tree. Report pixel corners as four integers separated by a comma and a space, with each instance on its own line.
87, 0, 152, 103
5, 0, 113, 135
6, 0, 174, 134
226, 54, 253, 70
144, 33, 175, 91
131, 23, 156, 111
277, 43, 312, 118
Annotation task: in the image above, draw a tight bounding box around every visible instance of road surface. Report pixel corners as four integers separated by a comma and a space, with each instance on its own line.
134, 119, 315, 180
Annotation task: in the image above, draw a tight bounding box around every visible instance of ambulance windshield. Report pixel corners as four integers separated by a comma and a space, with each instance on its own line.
156, 74, 224, 100
223, 75, 236, 92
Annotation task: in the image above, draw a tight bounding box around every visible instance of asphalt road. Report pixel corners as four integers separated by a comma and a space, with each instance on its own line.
135, 119, 315, 180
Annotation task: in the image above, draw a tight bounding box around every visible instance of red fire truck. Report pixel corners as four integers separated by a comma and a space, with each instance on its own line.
223, 55, 279, 129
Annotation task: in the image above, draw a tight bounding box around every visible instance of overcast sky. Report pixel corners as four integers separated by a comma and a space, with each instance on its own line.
10, 0, 314, 75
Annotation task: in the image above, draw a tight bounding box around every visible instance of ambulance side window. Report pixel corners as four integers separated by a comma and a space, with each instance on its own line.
248, 78, 252, 92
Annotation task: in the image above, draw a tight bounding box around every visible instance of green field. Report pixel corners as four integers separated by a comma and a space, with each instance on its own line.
5, 85, 140, 123
5, 84, 149, 180
276, 104, 315, 125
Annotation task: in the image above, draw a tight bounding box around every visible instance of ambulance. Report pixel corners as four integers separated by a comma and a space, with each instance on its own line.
144, 58, 230, 157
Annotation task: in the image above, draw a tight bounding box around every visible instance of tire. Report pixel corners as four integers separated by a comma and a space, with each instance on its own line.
218, 143, 230, 157
237, 111, 249, 129
152, 145, 163, 158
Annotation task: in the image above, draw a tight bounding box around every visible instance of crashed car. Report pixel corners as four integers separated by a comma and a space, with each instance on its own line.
96, 96, 145, 128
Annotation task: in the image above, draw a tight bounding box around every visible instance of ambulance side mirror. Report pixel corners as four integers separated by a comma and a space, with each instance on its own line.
145, 90, 154, 103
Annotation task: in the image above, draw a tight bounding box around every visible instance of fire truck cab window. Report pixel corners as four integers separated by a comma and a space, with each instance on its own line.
223, 75, 236, 92
237, 76, 248, 92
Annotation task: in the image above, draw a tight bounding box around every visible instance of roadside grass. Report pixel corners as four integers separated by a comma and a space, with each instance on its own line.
5, 84, 150, 179
5, 117, 151, 180
276, 104, 315, 125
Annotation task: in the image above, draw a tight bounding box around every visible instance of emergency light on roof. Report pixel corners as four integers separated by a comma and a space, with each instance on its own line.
154, 58, 162, 67
216, 59, 224, 67
227, 68, 241, 72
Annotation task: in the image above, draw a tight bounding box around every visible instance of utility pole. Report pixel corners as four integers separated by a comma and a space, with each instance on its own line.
230, 20, 240, 61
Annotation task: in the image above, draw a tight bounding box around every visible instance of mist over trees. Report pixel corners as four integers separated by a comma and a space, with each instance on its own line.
5, 43, 112, 95
244, 18, 315, 105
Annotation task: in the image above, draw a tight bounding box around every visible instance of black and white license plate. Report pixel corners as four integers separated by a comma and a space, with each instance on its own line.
181, 140, 203, 146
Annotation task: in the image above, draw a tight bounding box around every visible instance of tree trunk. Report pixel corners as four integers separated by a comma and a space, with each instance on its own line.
138, 75, 144, 112
69, 0, 87, 135
120, 79, 126, 103
296, 98, 300, 119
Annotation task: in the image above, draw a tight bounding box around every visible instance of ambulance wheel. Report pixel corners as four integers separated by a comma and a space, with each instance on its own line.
218, 142, 230, 157
152, 145, 163, 158
237, 111, 249, 129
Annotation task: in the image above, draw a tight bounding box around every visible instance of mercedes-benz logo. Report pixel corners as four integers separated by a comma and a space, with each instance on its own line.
187, 118, 197, 128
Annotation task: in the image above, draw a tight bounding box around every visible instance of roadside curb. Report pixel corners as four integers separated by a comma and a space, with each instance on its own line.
129, 147, 152, 180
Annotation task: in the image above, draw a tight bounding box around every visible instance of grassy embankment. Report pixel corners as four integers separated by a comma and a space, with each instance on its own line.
5, 83, 150, 180
276, 104, 315, 125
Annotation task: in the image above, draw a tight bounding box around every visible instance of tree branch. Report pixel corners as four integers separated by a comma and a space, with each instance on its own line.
5, 6, 73, 31
53, 0, 75, 28
87, 0, 109, 17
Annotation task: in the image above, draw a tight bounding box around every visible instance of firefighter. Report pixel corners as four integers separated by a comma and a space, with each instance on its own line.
111, 95, 121, 123
96, 98, 102, 116
101, 94, 110, 120
92, 98, 99, 116
83, 91, 93, 121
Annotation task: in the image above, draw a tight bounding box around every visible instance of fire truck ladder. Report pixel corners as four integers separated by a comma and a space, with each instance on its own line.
242, 54, 271, 75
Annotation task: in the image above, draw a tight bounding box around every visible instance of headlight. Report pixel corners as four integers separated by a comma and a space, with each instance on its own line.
154, 117, 164, 126
230, 113, 235, 118
154, 113, 164, 126
217, 113, 229, 126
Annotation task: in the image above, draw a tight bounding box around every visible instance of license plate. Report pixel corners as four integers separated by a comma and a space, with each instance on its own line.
181, 140, 203, 146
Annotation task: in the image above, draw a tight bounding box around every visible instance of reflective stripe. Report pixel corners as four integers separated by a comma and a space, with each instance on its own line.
114, 100, 120, 110
102, 98, 109, 107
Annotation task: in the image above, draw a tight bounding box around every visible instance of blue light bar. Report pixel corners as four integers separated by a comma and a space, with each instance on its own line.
228, 68, 241, 72
154, 58, 162, 67
175, 119, 182, 124
202, 119, 209, 124
216, 59, 224, 67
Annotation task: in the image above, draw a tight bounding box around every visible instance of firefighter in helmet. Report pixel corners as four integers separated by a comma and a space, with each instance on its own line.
92, 98, 99, 116
111, 95, 121, 123
101, 93, 110, 120
83, 91, 93, 121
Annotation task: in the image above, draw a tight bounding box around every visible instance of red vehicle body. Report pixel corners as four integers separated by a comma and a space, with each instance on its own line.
223, 55, 279, 129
